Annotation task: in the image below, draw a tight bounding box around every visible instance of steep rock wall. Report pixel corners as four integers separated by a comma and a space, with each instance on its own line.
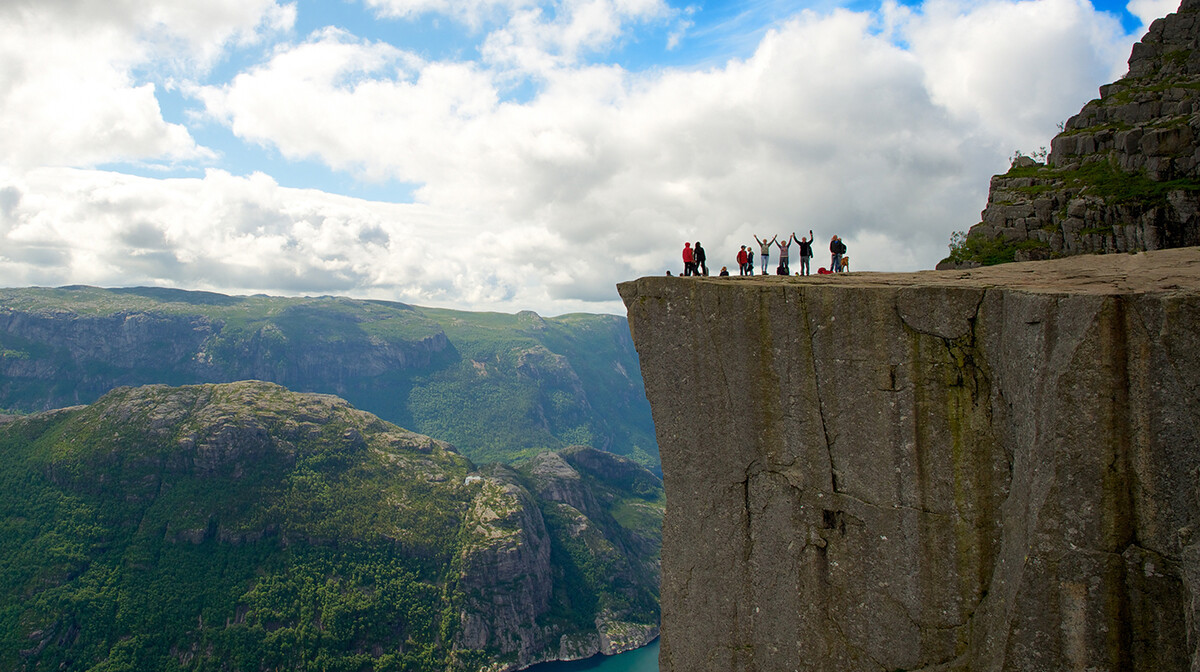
620, 248, 1200, 671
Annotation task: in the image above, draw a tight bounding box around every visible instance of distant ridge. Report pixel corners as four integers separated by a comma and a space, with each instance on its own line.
0, 285, 657, 469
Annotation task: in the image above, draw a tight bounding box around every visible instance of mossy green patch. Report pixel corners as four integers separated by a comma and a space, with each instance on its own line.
942, 232, 1052, 267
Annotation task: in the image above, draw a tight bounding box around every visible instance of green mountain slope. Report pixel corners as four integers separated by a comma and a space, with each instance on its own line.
0, 381, 661, 671
0, 286, 657, 468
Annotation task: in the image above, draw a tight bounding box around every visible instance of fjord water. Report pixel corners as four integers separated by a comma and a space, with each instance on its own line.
525, 640, 659, 671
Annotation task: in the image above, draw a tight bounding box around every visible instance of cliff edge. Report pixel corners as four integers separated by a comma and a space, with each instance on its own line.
619, 247, 1200, 671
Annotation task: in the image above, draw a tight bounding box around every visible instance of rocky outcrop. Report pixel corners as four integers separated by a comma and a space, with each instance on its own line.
461, 446, 664, 670
619, 248, 1200, 671
526, 450, 601, 515
459, 465, 557, 664
945, 0, 1200, 266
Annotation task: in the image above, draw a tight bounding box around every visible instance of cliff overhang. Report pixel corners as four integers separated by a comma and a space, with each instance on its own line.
620, 247, 1200, 671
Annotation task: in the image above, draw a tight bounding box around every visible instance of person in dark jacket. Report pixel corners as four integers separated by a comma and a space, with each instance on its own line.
694, 241, 708, 276
796, 230, 814, 276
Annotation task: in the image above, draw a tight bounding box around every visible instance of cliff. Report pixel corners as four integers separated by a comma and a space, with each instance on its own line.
942, 0, 1200, 267
619, 247, 1200, 671
0, 381, 661, 671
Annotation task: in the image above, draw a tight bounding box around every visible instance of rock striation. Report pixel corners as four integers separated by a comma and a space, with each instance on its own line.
946, 0, 1200, 266
620, 248, 1200, 671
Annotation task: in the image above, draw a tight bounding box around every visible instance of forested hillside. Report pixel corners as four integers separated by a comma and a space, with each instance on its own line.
0, 286, 657, 468
0, 382, 662, 671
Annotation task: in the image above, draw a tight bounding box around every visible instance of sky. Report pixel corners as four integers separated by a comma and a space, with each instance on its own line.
0, 0, 1179, 315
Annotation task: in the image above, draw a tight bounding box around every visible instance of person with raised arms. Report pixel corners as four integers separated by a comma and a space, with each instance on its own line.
754, 234, 777, 276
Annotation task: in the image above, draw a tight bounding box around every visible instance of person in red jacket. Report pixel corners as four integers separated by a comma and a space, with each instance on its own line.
682, 242, 696, 276
736, 246, 749, 275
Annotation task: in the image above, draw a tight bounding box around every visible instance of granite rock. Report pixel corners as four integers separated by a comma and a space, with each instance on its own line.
620, 248, 1200, 671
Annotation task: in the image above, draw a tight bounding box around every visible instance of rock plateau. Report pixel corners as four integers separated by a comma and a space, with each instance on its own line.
621, 248, 1200, 671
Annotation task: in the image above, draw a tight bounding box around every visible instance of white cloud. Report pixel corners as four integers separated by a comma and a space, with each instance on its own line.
0, 166, 621, 312
1128, 0, 1181, 28
195, 28, 499, 182
898, 0, 1129, 151
365, 0, 671, 49
364, 0, 536, 27
0, 0, 1151, 314
0, 16, 196, 168
0, 0, 293, 168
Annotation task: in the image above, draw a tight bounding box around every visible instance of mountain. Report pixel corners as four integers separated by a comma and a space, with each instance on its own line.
0, 286, 657, 469
940, 0, 1200, 268
0, 381, 661, 671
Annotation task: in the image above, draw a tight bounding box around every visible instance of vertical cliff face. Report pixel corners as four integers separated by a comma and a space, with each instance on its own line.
620, 248, 1200, 671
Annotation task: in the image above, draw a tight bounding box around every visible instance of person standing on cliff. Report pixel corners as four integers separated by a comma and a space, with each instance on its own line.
754, 234, 776, 276
682, 242, 696, 276
796, 230, 814, 276
737, 246, 749, 275
745, 245, 754, 275
694, 241, 708, 276
775, 235, 792, 274
830, 235, 843, 273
